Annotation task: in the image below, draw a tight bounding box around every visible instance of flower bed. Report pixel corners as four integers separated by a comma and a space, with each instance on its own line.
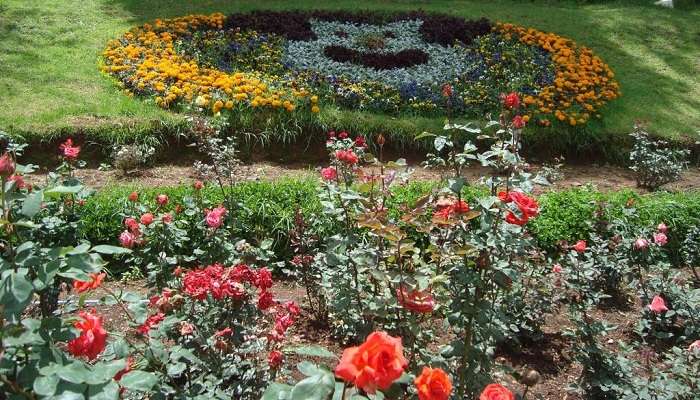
102, 11, 619, 127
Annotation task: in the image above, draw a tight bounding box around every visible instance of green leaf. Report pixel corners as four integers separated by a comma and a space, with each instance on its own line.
56, 362, 91, 384
286, 345, 337, 360
119, 371, 158, 392
10, 270, 33, 303
166, 362, 186, 377
33, 375, 59, 396
88, 381, 120, 400
290, 372, 336, 400
21, 190, 43, 218
262, 382, 293, 400
47, 185, 83, 195
91, 245, 131, 255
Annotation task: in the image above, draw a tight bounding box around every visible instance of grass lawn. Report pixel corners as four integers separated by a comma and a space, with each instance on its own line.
1, 0, 698, 150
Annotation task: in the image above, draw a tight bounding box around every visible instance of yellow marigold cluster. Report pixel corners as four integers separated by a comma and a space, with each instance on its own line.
497, 23, 620, 126
101, 13, 318, 116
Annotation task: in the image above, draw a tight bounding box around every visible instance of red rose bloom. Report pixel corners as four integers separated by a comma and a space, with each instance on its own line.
128, 191, 139, 202
335, 331, 408, 394
0, 153, 15, 177
258, 290, 275, 310
415, 367, 452, 400
480, 383, 515, 400
512, 115, 526, 129
136, 313, 165, 336
501, 92, 520, 109
73, 272, 106, 293
336, 149, 359, 165
573, 240, 587, 253
509, 192, 539, 218
396, 284, 435, 313
268, 350, 284, 369
140, 213, 154, 226
67, 309, 107, 360
156, 194, 168, 206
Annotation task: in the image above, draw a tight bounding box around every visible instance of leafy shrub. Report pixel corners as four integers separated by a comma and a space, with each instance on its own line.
629, 124, 689, 190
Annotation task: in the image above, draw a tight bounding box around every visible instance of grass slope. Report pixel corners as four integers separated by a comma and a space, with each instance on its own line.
1, 0, 698, 148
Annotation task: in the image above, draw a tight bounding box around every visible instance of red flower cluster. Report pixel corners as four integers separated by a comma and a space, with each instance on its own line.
335, 149, 359, 165
60, 138, 81, 160
500, 191, 539, 225
335, 331, 408, 394
73, 272, 105, 294
67, 309, 107, 360
396, 284, 435, 313
182, 263, 272, 303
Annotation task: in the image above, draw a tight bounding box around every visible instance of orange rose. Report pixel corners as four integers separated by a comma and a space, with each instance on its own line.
414, 367, 452, 400
73, 272, 106, 293
335, 331, 408, 394
480, 383, 515, 400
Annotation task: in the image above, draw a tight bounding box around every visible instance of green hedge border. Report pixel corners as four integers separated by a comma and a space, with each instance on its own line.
79, 179, 700, 269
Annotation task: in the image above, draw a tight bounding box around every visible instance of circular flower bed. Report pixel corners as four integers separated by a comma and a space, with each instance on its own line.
102, 11, 619, 126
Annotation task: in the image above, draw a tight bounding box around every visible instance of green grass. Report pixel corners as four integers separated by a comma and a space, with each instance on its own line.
1, 0, 699, 153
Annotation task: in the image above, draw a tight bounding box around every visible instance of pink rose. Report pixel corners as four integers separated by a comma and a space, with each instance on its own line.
657, 223, 668, 234
193, 181, 204, 190
119, 231, 135, 248
653, 232, 667, 246
206, 206, 226, 229
648, 295, 669, 314
321, 167, 337, 181
634, 238, 649, 250
689, 340, 700, 353
552, 264, 563, 273
573, 240, 587, 253
162, 213, 173, 224
156, 194, 169, 206
512, 115, 526, 129
179, 322, 194, 336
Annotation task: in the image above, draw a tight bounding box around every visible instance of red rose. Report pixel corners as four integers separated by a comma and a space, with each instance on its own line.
355, 136, 367, 148
509, 191, 539, 218
321, 166, 337, 181
415, 367, 452, 400
258, 290, 274, 310
193, 180, 204, 190
501, 92, 520, 109
214, 327, 232, 337
268, 350, 283, 369
73, 272, 106, 293
441, 84, 453, 98
498, 191, 512, 203
512, 115, 526, 129
396, 284, 435, 313
338, 131, 349, 139
67, 309, 107, 360
335, 331, 408, 394
254, 267, 273, 290
140, 213, 154, 226
128, 191, 139, 202
336, 149, 359, 165
136, 313, 165, 336
505, 211, 527, 226
480, 383, 515, 400
573, 240, 587, 253
0, 153, 16, 178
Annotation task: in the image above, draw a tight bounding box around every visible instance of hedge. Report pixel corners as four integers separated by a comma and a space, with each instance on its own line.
78, 180, 700, 269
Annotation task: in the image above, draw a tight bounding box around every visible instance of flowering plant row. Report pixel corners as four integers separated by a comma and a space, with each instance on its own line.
102, 10, 619, 127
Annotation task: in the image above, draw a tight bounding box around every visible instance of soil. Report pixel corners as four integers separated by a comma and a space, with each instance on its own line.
29, 159, 700, 193
59, 277, 667, 400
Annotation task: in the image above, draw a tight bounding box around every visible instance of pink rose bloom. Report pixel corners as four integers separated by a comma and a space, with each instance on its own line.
206, 206, 227, 229
156, 194, 169, 206
648, 295, 669, 314
552, 264, 563, 273
59, 138, 80, 160
653, 232, 668, 246
689, 340, 700, 353
193, 181, 204, 190
162, 213, 173, 224
140, 213, 154, 226
634, 238, 649, 250
321, 167, 337, 181
119, 231, 135, 248
657, 223, 668, 234
573, 240, 587, 253
179, 322, 194, 336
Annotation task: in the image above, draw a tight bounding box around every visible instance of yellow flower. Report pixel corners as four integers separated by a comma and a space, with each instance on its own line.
311, 105, 320, 113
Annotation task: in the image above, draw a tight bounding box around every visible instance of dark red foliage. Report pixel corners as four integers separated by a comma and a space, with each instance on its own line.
222, 10, 492, 46
323, 46, 429, 70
